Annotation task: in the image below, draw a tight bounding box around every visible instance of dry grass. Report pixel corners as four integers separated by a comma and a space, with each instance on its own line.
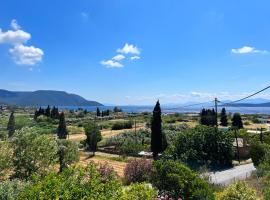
68, 123, 146, 142
78, 151, 127, 177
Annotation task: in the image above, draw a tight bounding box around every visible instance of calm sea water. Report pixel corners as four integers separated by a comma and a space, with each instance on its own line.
57, 105, 270, 114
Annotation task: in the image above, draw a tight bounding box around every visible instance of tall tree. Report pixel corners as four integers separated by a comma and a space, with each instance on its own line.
57, 112, 68, 139
220, 108, 228, 126
151, 100, 163, 159
84, 123, 102, 155
7, 111, 15, 137
232, 113, 243, 129
45, 105, 51, 117
96, 107, 101, 117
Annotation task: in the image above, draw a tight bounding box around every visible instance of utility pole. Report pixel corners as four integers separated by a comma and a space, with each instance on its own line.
260, 127, 263, 143
234, 128, 240, 164
214, 98, 218, 127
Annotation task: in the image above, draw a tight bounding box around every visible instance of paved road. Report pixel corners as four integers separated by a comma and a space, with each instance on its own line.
208, 163, 256, 186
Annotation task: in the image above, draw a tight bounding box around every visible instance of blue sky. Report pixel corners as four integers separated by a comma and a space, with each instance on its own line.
1, 0, 270, 105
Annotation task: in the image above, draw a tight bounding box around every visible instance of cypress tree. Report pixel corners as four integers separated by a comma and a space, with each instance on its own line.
151, 100, 163, 159
220, 108, 228, 126
57, 112, 68, 139
45, 105, 51, 117
96, 107, 101, 117
7, 111, 15, 137
232, 113, 243, 129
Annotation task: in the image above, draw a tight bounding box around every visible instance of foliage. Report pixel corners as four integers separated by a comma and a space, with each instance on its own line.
151, 100, 165, 159
57, 139, 79, 172
165, 125, 233, 169
231, 113, 243, 129
106, 130, 150, 155
111, 121, 133, 130
119, 183, 156, 200
0, 179, 28, 200
151, 160, 214, 200
12, 127, 58, 179
220, 108, 228, 126
96, 107, 101, 116
200, 108, 217, 126
250, 143, 270, 166
0, 141, 13, 178
216, 181, 257, 200
124, 159, 152, 185
7, 111, 15, 137
84, 123, 102, 154
57, 112, 68, 139
18, 163, 123, 200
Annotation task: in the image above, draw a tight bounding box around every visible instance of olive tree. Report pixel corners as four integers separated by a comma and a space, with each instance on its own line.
12, 127, 58, 179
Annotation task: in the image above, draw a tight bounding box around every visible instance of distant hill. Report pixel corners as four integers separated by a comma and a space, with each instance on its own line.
0, 89, 103, 107
224, 102, 270, 107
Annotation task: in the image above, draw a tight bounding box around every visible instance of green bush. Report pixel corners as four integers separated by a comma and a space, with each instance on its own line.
151, 160, 214, 200
250, 143, 270, 166
12, 127, 58, 179
111, 121, 133, 130
18, 163, 122, 200
166, 125, 233, 169
120, 183, 156, 200
0, 179, 28, 200
0, 141, 13, 178
216, 181, 257, 200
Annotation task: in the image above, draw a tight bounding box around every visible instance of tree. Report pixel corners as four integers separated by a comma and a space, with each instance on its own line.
12, 127, 58, 179
45, 105, 51, 117
34, 110, 39, 121
166, 125, 233, 168
151, 160, 214, 200
200, 108, 216, 126
151, 100, 164, 159
57, 112, 68, 139
96, 107, 101, 117
220, 108, 228, 126
7, 111, 15, 137
57, 140, 79, 172
84, 123, 102, 155
232, 113, 243, 129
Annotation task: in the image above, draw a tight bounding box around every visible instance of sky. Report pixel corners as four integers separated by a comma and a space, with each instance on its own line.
1, 0, 270, 105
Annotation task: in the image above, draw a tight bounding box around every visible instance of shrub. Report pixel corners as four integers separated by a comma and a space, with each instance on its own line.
111, 121, 133, 130
12, 127, 58, 179
250, 143, 270, 166
124, 159, 152, 185
167, 125, 233, 169
151, 160, 214, 200
84, 123, 102, 154
216, 181, 257, 200
18, 163, 122, 200
0, 141, 13, 178
57, 139, 79, 172
120, 183, 156, 200
0, 179, 28, 200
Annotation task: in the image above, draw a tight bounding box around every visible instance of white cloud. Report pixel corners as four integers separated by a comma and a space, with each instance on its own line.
117, 43, 140, 55
231, 46, 268, 54
0, 19, 43, 66
0, 29, 31, 45
10, 19, 21, 30
100, 60, 123, 68
112, 54, 125, 61
130, 56, 140, 60
9, 44, 44, 66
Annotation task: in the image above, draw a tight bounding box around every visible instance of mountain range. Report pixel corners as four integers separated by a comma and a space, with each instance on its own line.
0, 89, 103, 107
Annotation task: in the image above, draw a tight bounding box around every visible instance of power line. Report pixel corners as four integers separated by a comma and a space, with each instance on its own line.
219, 85, 270, 106
165, 101, 214, 110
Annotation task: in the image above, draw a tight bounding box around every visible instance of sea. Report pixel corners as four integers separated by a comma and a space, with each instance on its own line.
57, 105, 270, 115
